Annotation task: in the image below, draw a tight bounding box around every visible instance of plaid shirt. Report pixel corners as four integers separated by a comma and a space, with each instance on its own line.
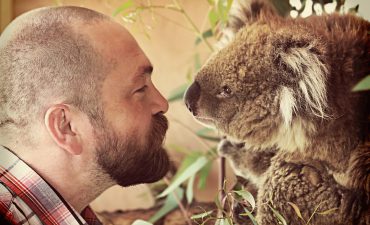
0, 145, 103, 225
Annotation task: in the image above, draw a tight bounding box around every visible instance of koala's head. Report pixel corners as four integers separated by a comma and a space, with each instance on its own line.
184, 0, 348, 151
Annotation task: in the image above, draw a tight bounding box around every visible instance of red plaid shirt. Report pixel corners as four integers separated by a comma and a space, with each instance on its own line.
0, 145, 103, 225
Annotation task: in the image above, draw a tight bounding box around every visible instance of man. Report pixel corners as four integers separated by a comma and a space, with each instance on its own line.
0, 6, 170, 225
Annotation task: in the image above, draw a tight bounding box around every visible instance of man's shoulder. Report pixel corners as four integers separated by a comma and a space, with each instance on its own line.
0, 183, 13, 209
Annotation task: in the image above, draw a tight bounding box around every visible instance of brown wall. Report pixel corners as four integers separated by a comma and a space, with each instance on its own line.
3, 0, 236, 212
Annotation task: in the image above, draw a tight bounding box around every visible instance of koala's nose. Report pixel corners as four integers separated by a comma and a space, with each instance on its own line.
184, 81, 201, 116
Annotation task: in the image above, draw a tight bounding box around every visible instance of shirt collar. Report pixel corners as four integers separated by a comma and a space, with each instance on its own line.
0, 145, 102, 225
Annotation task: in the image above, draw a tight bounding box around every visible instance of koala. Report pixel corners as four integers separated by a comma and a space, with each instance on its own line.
184, 0, 370, 224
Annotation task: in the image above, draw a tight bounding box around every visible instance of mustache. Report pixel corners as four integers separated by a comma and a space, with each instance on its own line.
150, 113, 169, 145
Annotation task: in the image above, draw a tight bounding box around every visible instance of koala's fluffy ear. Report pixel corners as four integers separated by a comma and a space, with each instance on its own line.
274, 36, 329, 125
218, 0, 277, 48
229, 0, 277, 31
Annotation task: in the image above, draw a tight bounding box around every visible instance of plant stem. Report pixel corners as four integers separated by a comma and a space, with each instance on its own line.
218, 157, 226, 218
163, 177, 192, 225
150, 11, 194, 31
306, 201, 325, 225
172, 0, 214, 52
137, 4, 182, 12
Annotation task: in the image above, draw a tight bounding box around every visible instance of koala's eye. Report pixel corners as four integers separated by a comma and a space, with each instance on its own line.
217, 85, 233, 98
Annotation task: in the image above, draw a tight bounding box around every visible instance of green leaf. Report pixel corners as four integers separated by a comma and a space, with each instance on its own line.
195, 29, 214, 45
268, 205, 287, 225
190, 210, 213, 219
132, 220, 153, 225
167, 83, 189, 102
113, 0, 134, 16
216, 218, 232, 225
186, 174, 195, 204
217, 0, 227, 22
233, 190, 256, 210
174, 152, 204, 180
208, 9, 220, 29
149, 188, 184, 223
317, 207, 339, 215
197, 161, 212, 189
287, 202, 303, 220
352, 75, 370, 92
196, 128, 220, 142
239, 208, 258, 225
158, 156, 209, 198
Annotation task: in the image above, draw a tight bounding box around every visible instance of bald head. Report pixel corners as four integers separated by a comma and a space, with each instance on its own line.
0, 6, 113, 139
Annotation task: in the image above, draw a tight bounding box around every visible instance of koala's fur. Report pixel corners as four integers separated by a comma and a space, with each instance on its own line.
184, 1, 370, 224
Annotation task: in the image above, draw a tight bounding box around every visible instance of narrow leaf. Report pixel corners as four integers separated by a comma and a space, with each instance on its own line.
208, 9, 219, 29
113, 0, 134, 16
352, 75, 370, 92
167, 83, 189, 102
268, 205, 287, 225
132, 220, 153, 225
239, 208, 258, 225
190, 210, 213, 219
317, 207, 338, 215
217, 218, 231, 225
287, 202, 303, 220
174, 152, 203, 180
196, 128, 220, 142
186, 174, 195, 204
234, 190, 256, 210
149, 188, 184, 223
197, 161, 212, 189
158, 156, 209, 198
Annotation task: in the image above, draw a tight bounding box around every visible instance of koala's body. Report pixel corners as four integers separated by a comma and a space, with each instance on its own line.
184, 1, 370, 224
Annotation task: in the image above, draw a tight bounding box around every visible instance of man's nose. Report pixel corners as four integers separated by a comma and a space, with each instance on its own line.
184, 81, 200, 116
152, 86, 169, 114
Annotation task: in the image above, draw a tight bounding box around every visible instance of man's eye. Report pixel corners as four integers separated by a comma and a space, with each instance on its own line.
136, 85, 148, 93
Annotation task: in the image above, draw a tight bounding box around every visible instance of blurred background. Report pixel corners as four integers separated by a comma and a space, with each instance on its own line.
1, 0, 369, 218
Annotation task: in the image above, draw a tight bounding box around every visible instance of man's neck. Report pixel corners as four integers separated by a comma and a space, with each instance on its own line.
9, 144, 113, 213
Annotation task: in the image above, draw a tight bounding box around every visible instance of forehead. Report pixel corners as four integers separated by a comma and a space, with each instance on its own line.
83, 20, 151, 77
84, 20, 148, 60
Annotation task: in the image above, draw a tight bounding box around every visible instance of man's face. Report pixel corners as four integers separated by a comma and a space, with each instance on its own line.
86, 21, 170, 186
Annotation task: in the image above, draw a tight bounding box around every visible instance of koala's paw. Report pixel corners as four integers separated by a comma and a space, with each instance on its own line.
301, 165, 323, 186
256, 160, 362, 225
217, 138, 245, 157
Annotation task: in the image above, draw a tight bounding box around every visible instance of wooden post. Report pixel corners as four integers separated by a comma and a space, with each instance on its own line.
0, 0, 13, 33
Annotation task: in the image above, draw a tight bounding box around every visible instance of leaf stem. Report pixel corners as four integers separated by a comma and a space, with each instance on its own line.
218, 157, 226, 219
172, 0, 214, 52
163, 177, 192, 225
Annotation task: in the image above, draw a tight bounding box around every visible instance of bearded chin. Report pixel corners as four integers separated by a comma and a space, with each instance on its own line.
96, 114, 170, 187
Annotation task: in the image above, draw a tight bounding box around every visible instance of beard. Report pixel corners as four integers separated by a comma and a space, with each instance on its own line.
94, 113, 170, 187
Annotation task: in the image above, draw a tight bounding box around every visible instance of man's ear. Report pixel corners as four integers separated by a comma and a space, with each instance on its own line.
44, 104, 83, 155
